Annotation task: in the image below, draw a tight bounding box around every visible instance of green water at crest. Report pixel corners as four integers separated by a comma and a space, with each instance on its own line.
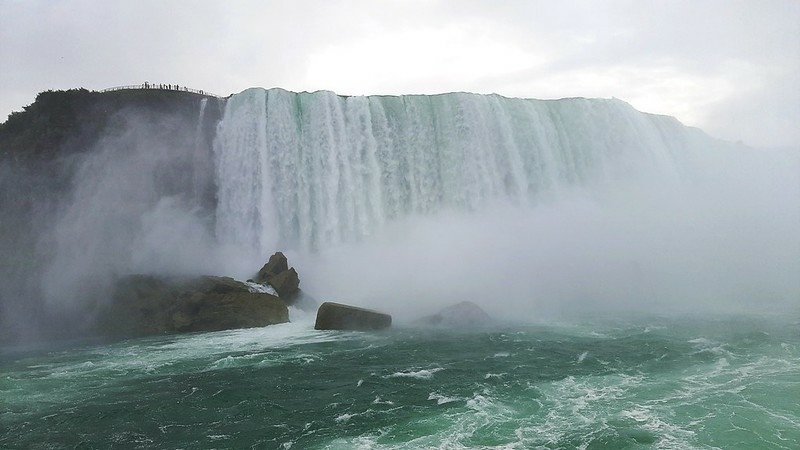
1, 314, 798, 449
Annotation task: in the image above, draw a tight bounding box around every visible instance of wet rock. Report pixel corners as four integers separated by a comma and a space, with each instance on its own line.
252, 252, 303, 304
314, 302, 392, 331
193, 275, 251, 294
95, 274, 288, 338
255, 252, 289, 283
268, 267, 300, 299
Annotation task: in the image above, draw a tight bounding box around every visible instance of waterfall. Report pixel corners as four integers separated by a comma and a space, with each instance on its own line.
12, 86, 796, 324
192, 97, 208, 202
213, 88, 718, 253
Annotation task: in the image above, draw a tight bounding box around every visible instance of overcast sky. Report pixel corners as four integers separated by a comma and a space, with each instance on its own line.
1, 0, 798, 148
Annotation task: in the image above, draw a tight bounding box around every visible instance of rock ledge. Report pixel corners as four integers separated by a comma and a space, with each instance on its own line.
314, 302, 392, 331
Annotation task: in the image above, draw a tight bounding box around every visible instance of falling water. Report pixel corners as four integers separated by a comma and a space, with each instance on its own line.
213, 88, 714, 253
192, 97, 209, 202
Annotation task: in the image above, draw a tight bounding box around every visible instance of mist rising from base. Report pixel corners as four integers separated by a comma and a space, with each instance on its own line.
3, 88, 797, 342
296, 148, 799, 321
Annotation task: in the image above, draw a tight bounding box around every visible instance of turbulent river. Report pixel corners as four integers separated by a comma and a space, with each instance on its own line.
2, 312, 798, 449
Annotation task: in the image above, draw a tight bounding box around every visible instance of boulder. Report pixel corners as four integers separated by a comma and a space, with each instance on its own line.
193, 275, 253, 294
252, 252, 302, 304
255, 252, 289, 283
314, 302, 392, 331
417, 301, 492, 327
268, 267, 300, 299
172, 289, 288, 333
95, 275, 289, 338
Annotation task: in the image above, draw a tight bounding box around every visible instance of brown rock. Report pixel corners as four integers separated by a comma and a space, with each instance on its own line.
172, 290, 288, 333
95, 274, 289, 338
252, 252, 303, 304
268, 267, 300, 299
192, 276, 251, 294
314, 302, 392, 331
255, 252, 289, 283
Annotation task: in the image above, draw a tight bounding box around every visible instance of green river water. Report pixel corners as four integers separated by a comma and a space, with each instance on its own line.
2, 312, 798, 449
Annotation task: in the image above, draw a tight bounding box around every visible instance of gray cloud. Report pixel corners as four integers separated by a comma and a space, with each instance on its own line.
1, 0, 798, 147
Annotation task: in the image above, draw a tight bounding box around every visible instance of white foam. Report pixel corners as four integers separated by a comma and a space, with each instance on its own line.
27, 319, 353, 387
688, 337, 732, 358
372, 396, 395, 405
293, 353, 319, 364
385, 367, 444, 380
335, 413, 356, 423
427, 392, 460, 405
287, 306, 316, 324
688, 337, 715, 346
244, 281, 278, 296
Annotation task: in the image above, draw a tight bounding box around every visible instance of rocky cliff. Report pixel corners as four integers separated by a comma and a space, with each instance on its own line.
0, 88, 226, 343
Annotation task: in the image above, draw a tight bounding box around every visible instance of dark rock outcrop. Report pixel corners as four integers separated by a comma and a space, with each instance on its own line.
417, 301, 492, 327
268, 268, 300, 298
253, 252, 304, 305
314, 302, 392, 331
95, 275, 288, 338
0, 89, 226, 342
255, 252, 289, 282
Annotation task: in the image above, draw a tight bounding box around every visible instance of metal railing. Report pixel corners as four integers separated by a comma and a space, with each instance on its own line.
99, 83, 222, 98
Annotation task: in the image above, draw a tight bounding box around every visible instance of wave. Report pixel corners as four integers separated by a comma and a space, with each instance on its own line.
385, 367, 445, 380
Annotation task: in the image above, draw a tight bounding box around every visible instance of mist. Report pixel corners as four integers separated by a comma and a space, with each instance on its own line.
296, 145, 800, 321
0, 96, 226, 341
41, 109, 225, 309
42, 96, 800, 324
2, 89, 798, 344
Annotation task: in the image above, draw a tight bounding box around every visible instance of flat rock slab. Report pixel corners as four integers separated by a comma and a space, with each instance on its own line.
314, 302, 392, 331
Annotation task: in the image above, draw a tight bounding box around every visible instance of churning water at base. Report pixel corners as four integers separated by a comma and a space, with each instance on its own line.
2, 313, 798, 449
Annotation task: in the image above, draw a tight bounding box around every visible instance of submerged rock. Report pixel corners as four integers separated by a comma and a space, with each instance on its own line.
314, 302, 392, 331
95, 274, 288, 338
417, 301, 492, 327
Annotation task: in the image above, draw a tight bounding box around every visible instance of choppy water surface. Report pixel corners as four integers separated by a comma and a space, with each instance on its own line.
2, 313, 798, 449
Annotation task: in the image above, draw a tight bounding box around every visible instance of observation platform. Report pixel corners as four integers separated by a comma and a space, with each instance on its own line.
99, 83, 222, 98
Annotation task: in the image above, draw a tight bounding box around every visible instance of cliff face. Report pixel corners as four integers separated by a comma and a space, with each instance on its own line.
0, 89, 225, 343
1, 89, 223, 163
